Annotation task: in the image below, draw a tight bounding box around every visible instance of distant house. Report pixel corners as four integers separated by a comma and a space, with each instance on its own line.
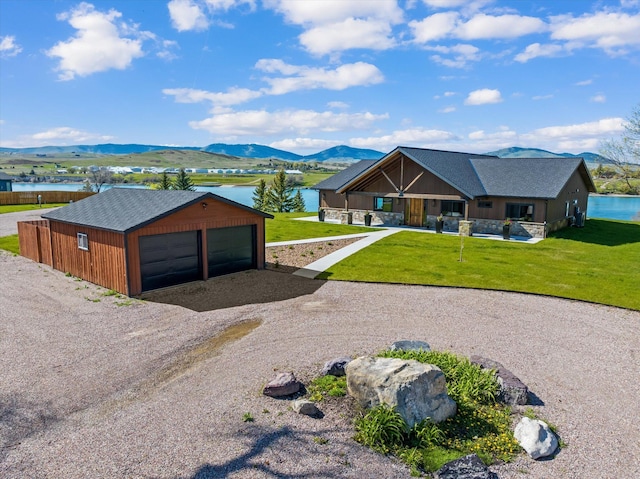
314, 146, 596, 238
0, 172, 13, 192
18, 189, 273, 296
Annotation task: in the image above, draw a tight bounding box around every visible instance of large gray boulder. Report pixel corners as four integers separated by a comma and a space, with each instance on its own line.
470, 355, 529, 406
389, 340, 431, 352
263, 372, 301, 398
345, 356, 456, 427
514, 417, 558, 459
322, 357, 352, 376
436, 454, 498, 479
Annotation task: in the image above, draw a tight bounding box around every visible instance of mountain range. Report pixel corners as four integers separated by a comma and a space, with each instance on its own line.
0, 143, 608, 164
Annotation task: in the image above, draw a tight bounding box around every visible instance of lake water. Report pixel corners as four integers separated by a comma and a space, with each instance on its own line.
11, 183, 640, 221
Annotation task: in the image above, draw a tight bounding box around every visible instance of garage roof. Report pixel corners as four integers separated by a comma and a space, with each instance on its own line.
42, 188, 273, 233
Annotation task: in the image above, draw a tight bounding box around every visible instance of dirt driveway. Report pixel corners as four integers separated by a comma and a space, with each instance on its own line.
0, 208, 57, 237
1, 251, 639, 478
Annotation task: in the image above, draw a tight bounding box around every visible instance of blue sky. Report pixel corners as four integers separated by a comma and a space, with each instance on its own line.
1, 0, 639, 154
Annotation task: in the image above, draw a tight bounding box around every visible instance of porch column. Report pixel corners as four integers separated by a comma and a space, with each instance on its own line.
344, 192, 349, 210
464, 200, 469, 220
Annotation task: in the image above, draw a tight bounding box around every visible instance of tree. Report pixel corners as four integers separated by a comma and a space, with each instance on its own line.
252, 178, 269, 211
266, 169, 295, 212
600, 104, 640, 194
291, 188, 306, 212
158, 171, 172, 190
89, 167, 113, 192
173, 168, 195, 191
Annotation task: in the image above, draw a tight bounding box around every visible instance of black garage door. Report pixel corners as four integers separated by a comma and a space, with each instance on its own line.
139, 231, 201, 292
207, 225, 256, 277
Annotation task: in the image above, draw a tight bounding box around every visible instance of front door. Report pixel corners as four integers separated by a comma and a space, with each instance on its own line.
407, 199, 425, 227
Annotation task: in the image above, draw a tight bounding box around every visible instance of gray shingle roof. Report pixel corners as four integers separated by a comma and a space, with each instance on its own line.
0, 172, 14, 180
42, 188, 272, 233
313, 160, 377, 191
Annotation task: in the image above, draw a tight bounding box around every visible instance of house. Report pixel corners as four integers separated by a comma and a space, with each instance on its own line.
314, 147, 596, 238
0, 172, 13, 192
18, 188, 273, 296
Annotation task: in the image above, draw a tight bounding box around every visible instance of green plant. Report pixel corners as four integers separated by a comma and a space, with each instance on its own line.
354, 404, 407, 454
0, 234, 20, 254
242, 412, 254, 422
306, 375, 347, 402
313, 436, 329, 445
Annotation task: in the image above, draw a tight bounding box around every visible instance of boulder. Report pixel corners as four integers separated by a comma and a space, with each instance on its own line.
470, 355, 529, 406
436, 454, 499, 479
345, 356, 456, 427
322, 357, 352, 376
263, 372, 301, 398
292, 399, 320, 416
389, 340, 431, 352
514, 417, 558, 459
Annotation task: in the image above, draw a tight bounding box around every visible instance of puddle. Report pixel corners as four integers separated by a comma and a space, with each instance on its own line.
99, 319, 262, 415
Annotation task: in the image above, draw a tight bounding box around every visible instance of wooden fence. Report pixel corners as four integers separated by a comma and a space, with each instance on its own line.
17, 220, 53, 266
0, 191, 95, 205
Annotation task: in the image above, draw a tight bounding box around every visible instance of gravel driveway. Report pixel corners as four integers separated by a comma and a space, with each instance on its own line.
0, 208, 57, 237
1, 250, 639, 479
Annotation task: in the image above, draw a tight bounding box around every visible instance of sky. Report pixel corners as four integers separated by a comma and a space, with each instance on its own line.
1, 0, 639, 155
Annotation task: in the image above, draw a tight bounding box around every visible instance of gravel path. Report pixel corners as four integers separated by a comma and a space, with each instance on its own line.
1, 251, 639, 479
0, 208, 57, 237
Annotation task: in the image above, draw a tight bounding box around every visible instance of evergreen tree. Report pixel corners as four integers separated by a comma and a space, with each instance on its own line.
266, 169, 295, 212
252, 178, 268, 211
158, 171, 172, 190
292, 188, 306, 212
173, 168, 195, 191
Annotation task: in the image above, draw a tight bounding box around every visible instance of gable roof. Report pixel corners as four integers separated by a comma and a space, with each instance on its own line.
0, 172, 13, 181
42, 188, 272, 233
334, 146, 596, 199
313, 160, 376, 191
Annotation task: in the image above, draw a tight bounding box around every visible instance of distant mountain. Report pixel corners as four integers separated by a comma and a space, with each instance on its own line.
0, 143, 199, 155
302, 145, 384, 162
486, 147, 610, 165
202, 143, 302, 161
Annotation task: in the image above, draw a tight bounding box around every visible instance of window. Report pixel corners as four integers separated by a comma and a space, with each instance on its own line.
506, 203, 534, 221
77, 232, 88, 251
477, 200, 493, 209
374, 197, 393, 212
441, 200, 465, 217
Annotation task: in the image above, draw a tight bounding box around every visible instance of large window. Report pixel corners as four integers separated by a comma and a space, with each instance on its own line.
506, 203, 534, 221
441, 200, 465, 217
374, 197, 393, 212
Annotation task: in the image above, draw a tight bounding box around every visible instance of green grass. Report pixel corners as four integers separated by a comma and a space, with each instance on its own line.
0, 203, 67, 214
0, 234, 19, 254
318, 219, 640, 310
353, 349, 520, 473
265, 212, 376, 242
306, 375, 347, 402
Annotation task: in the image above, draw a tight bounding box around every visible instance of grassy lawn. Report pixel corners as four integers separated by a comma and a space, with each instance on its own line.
0, 234, 19, 254
0, 203, 67, 214
265, 212, 377, 242
318, 219, 640, 311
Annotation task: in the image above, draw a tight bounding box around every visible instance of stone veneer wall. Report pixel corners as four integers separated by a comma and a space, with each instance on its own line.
323, 208, 404, 226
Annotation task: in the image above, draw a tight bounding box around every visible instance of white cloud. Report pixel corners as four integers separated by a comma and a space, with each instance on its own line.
168, 0, 209, 31
0, 35, 23, 58
590, 94, 606, 103
444, 91, 456, 97
457, 14, 546, 40
3, 127, 115, 148
163, 87, 262, 107
429, 43, 481, 68
189, 109, 388, 136
269, 138, 340, 152
157, 40, 179, 60
256, 59, 384, 94
550, 12, 640, 54
47, 3, 148, 80
575, 79, 593, 86
420, 0, 469, 7
464, 88, 503, 105
349, 127, 457, 151
520, 117, 624, 150
410, 12, 459, 43
264, 0, 403, 26
299, 18, 396, 55
327, 101, 349, 109
514, 42, 564, 62
439, 106, 456, 113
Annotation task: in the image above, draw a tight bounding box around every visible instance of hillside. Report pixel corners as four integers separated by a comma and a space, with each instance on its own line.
202, 143, 302, 161
302, 145, 383, 162
487, 147, 610, 165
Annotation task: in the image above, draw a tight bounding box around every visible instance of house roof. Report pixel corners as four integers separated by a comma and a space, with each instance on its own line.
42, 188, 273, 233
313, 160, 377, 191
334, 146, 596, 199
0, 172, 14, 180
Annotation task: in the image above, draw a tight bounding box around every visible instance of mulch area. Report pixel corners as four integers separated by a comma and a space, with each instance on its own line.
265, 237, 361, 271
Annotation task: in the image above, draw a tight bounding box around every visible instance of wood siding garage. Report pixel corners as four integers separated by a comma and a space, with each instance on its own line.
139, 231, 202, 292
20, 189, 273, 296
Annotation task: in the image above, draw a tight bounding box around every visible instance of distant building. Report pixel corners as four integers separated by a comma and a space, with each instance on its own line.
0, 172, 13, 192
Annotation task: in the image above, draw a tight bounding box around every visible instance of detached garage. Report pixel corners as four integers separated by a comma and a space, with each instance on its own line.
18, 188, 273, 296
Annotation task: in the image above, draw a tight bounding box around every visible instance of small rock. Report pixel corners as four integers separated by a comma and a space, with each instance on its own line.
470, 355, 529, 405
322, 357, 352, 376
514, 417, 558, 459
436, 454, 499, 479
389, 340, 431, 352
292, 399, 320, 416
263, 372, 301, 398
